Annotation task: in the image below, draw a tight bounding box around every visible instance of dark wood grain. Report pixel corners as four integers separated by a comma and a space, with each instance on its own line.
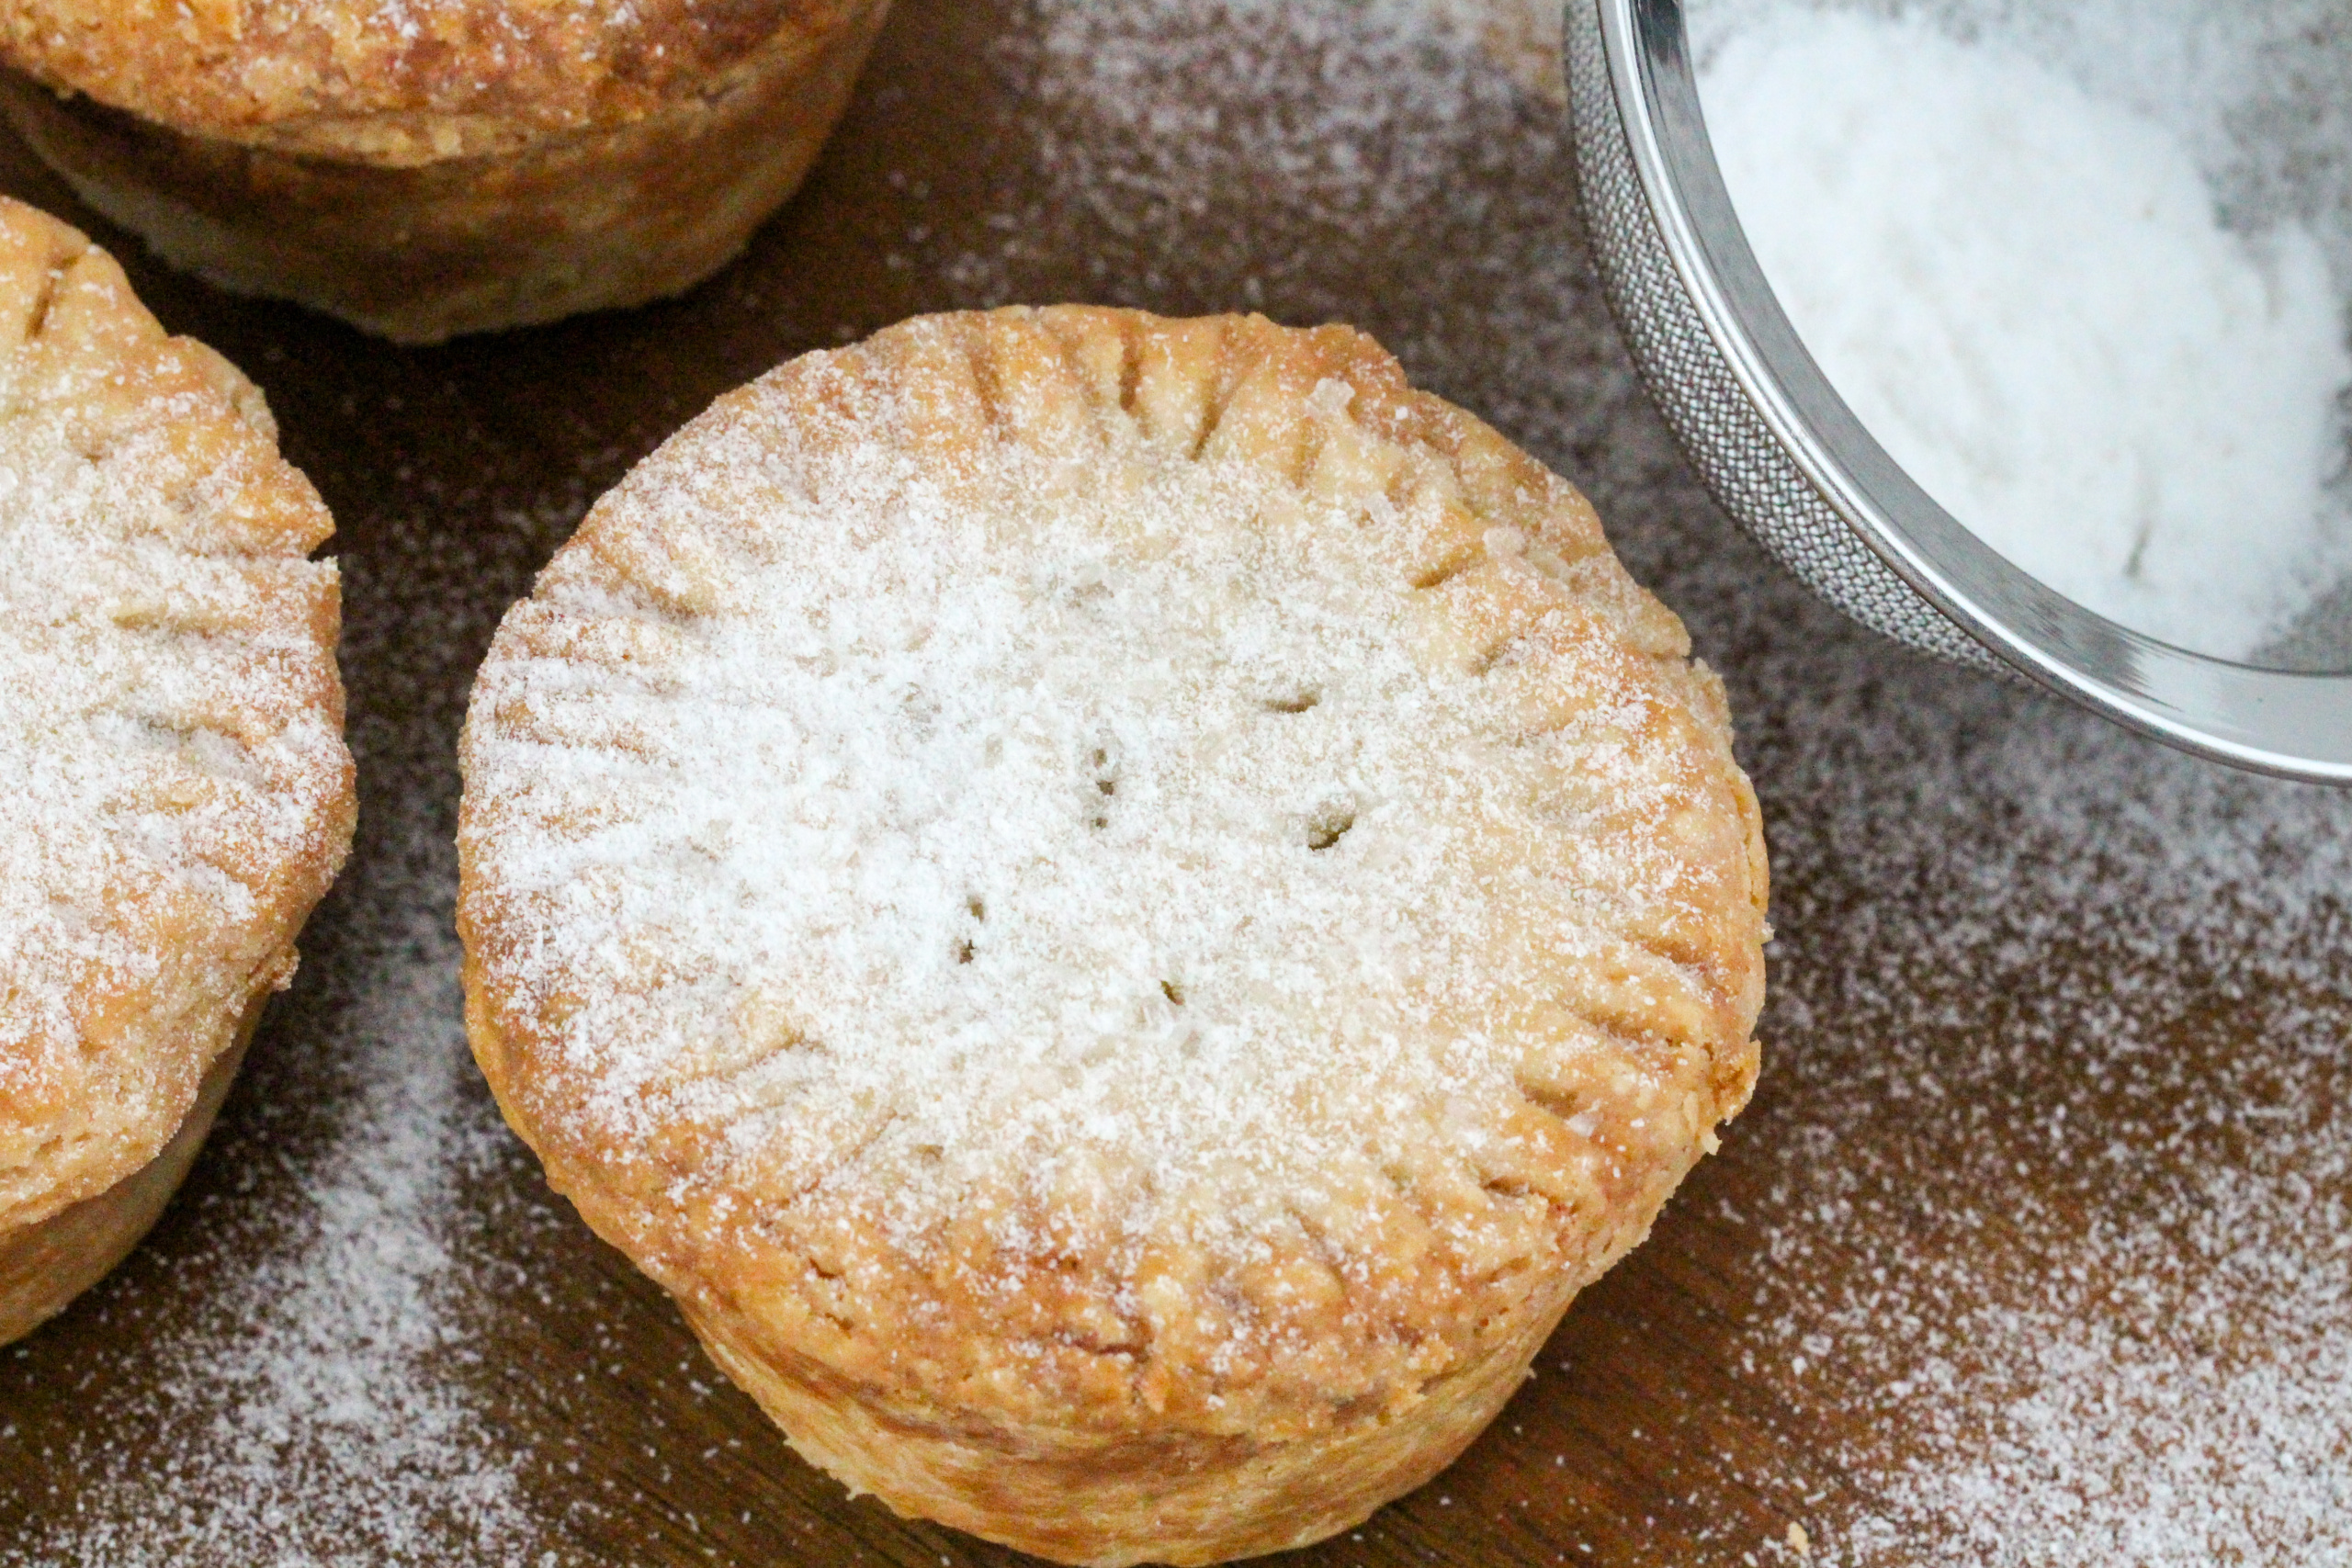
3, 3, 2346, 1564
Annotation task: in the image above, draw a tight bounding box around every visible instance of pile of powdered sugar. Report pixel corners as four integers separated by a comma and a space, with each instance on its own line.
1693, 0, 2352, 663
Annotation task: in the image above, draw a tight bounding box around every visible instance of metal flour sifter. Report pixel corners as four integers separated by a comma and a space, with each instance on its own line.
1564, 0, 2352, 783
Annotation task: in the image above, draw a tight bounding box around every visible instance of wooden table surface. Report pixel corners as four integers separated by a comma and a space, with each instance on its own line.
4, 3, 2346, 1563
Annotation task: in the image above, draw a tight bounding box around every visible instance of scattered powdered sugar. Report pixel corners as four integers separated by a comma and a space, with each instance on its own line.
1702, 657, 2352, 1563
467, 340, 1718, 1257
2, 911, 538, 1566
2, 498, 557, 1564
6, 0, 2348, 1559
1693, 2, 2352, 661
1021, 0, 1537, 281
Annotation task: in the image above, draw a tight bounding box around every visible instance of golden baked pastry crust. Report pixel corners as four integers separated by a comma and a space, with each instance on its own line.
0, 197, 354, 1344
0, 0, 872, 160
0, 0, 890, 341
459, 307, 1767, 1564
0, 995, 259, 1345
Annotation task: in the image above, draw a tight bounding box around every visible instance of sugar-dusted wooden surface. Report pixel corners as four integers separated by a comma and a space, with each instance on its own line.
3, 3, 2346, 1564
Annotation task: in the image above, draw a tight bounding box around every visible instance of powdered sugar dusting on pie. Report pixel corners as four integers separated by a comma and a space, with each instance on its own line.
0, 202, 352, 1226
460, 308, 1766, 1266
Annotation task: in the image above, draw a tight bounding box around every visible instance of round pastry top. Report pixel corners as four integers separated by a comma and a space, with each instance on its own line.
0, 0, 873, 162
459, 307, 1767, 1430
0, 198, 353, 1234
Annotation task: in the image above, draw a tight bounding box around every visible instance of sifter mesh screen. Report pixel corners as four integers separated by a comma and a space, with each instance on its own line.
1566, 0, 2352, 675
1562, 0, 2003, 670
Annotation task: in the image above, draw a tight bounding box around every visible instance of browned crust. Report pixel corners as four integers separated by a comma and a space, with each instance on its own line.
685, 1210, 1573, 1566
0, 986, 264, 1347
0, 199, 355, 1260
458, 308, 1767, 1564
0, 0, 888, 342
0, 0, 876, 161
469, 959, 1728, 1565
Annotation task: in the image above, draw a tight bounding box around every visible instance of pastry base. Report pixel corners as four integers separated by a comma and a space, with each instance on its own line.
469, 898, 1598, 1568
0, 993, 263, 1348
680, 1286, 1571, 1568
0, 0, 889, 343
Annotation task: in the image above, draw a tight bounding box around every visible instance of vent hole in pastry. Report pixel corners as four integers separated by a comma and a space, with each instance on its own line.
23, 259, 63, 344
955, 939, 975, 964
1161, 979, 1185, 1007
1264, 689, 1319, 714
1306, 803, 1356, 852
1408, 550, 1477, 591
1466, 634, 1522, 679
1088, 743, 1118, 828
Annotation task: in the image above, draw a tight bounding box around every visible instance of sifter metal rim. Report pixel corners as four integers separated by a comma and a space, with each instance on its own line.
1567, 0, 2352, 784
